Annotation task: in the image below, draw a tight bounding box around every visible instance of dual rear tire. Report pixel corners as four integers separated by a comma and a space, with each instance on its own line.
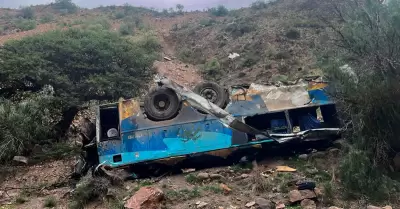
144, 82, 230, 121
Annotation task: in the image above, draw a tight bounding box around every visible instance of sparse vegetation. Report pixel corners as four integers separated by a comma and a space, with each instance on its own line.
165, 187, 201, 201
321, 0, 400, 201
209, 5, 229, 17
119, 22, 135, 35
52, 0, 78, 14
185, 174, 199, 184
40, 14, 55, 23
43, 196, 57, 208
285, 29, 301, 39
251, 0, 269, 10
14, 19, 37, 31
19, 7, 35, 19
69, 176, 110, 209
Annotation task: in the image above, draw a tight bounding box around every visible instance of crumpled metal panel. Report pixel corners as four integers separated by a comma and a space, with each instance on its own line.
246, 83, 310, 111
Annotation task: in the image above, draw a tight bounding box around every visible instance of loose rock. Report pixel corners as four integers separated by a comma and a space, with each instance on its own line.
305, 168, 318, 175
13, 156, 28, 164
197, 201, 208, 208
382, 206, 392, 209
300, 190, 317, 199
210, 174, 224, 180
124, 187, 164, 209
220, 183, 232, 193
245, 201, 256, 207
328, 207, 343, 209
300, 199, 316, 209
298, 154, 308, 160
255, 197, 274, 209
275, 203, 285, 209
197, 172, 210, 180
289, 190, 303, 203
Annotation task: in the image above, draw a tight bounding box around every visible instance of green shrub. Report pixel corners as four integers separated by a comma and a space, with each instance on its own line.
0, 28, 160, 138
52, 0, 78, 14
209, 5, 229, 17
225, 19, 256, 37
203, 58, 223, 80
321, 0, 400, 201
40, 13, 54, 23
14, 19, 37, 31
119, 23, 135, 35
115, 11, 125, 19
0, 97, 55, 162
199, 18, 216, 27
43, 196, 57, 208
19, 7, 35, 19
69, 176, 109, 209
251, 0, 269, 10
285, 29, 301, 39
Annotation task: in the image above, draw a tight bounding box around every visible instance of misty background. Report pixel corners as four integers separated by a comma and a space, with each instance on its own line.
0, 0, 257, 10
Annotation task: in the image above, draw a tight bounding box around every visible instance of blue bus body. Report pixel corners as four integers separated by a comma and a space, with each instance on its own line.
95, 81, 339, 168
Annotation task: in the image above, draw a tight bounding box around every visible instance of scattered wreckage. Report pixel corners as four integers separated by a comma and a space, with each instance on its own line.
74, 76, 341, 178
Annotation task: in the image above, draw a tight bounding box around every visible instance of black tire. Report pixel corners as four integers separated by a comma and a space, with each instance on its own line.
144, 87, 181, 121
194, 82, 229, 109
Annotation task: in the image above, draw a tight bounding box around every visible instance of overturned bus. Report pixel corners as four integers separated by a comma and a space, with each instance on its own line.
75, 76, 340, 177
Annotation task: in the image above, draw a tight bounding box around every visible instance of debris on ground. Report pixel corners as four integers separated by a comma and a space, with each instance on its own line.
196, 201, 208, 208
124, 187, 164, 209
182, 168, 196, 173
245, 201, 256, 207
276, 166, 296, 172
163, 57, 172, 61
13, 156, 28, 164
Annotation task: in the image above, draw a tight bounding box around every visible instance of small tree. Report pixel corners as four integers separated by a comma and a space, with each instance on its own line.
0, 28, 160, 137
19, 6, 35, 19
52, 0, 78, 14
209, 5, 229, 17
176, 4, 184, 14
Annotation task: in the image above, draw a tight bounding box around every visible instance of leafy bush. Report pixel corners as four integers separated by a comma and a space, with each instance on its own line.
69, 176, 109, 209
0, 96, 55, 162
119, 23, 135, 35
176, 4, 184, 14
19, 7, 35, 19
225, 19, 256, 37
203, 58, 223, 80
14, 19, 36, 31
52, 0, 78, 14
199, 18, 216, 27
0, 28, 160, 137
114, 11, 125, 19
251, 0, 269, 10
40, 13, 55, 23
285, 29, 301, 39
209, 5, 229, 17
43, 196, 57, 208
321, 0, 400, 200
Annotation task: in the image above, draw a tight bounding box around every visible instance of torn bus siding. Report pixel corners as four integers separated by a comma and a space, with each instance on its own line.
95, 77, 339, 168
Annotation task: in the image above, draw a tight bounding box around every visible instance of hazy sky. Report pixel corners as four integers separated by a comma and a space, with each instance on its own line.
0, 0, 257, 10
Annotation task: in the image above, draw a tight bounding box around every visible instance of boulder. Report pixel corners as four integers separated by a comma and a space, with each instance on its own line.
298, 154, 308, 160
197, 172, 210, 180
13, 156, 28, 164
124, 187, 164, 209
254, 197, 274, 209
382, 206, 392, 209
300, 190, 317, 199
289, 190, 303, 203
300, 199, 316, 209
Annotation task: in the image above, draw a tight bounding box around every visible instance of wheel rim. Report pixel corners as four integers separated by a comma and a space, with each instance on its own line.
154, 94, 171, 111
200, 88, 219, 103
